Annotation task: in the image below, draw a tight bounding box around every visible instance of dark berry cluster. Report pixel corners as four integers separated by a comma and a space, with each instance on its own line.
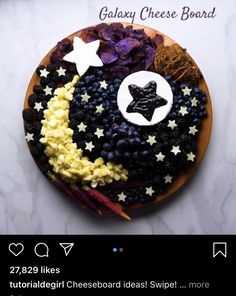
68, 69, 207, 205
22, 60, 77, 175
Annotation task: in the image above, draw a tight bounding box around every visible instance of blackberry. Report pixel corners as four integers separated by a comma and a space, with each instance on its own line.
69, 118, 78, 130
160, 132, 169, 142
37, 111, 44, 120
35, 142, 45, 152
190, 142, 198, 153
185, 144, 192, 153
48, 82, 57, 89
67, 64, 77, 73
41, 100, 48, 109
180, 133, 191, 144
41, 163, 53, 175
46, 63, 57, 72
40, 77, 50, 87
169, 139, 180, 147
28, 94, 39, 108
38, 154, 48, 164
85, 133, 94, 141
152, 142, 162, 153
169, 128, 180, 139
93, 140, 102, 150
30, 146, 40, 159
61, 73, 72, 84
22, 108, 36, 123
33, 85, 44, 94
36, 65, 45, 76
163, 160, 174, 172
25, 123, 35, 133
77, 141, 86, 149
51, 72, 61, 83
33, 122, 42, 133
73, 131, 80, 143
85, 114, 93, 121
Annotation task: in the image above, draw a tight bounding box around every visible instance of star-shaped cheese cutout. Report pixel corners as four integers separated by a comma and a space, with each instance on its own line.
118, 192, 127, 202
96, 104, 105, 114
164, 174, 173, 184
189, 125, 198, 136
81, 92, 91, 102
85, 141, 95, 152
171, 145, 181, 155
77, 122, 87, 132
100, 80, 108, 89
25, 133, 34, 142
63, 37, 103, 76
187, 151, 196, 162
39, 68, 49, 78
167, 120, 177, 130
179, 106, 188, 116
44, 85, 53, 96
94, 128, 104, 138
191, 97, 198, 107
34, 102, 43, 112
146, 186, 155, 196
56, 66, 66, 76
155, 152, 165, 162
146, 135, 157, 146
182, 86, 192, 96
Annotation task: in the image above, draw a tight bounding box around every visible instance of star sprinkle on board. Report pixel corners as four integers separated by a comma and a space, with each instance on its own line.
118, 192, 127, 202
81, 92, 91, 102
94, 128, 104, 138
146, 186, 155, 196
155, 152, 165, 162
146, 135, 157, 146
191, 97, 198, 107
126, 81, 167, 122
189, 125, 198, 135
96, 104, 105, 114
63, 37, 103, 76
179, 106, 188, 116
34, 102, 43, 112
78, 122, 87, 132
164, 174, 173, 184
44, 86, 53, 96
56, 67, 66, 77
167, 120, 177, 130
100, 80, 108, 89
187, 152, 196, 162
171, 145, 181, 155
40, 68, 49, 78
25, 133, 34, 142
182, 86, 192, 96
85, 141, 95, 152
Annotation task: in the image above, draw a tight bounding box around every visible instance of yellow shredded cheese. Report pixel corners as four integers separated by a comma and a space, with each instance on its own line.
40, 75, 128, 187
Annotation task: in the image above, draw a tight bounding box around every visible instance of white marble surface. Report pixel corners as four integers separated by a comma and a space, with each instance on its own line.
0, 0, 236, 234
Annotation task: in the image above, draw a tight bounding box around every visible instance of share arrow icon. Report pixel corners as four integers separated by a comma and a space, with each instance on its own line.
59, 243, 74, 256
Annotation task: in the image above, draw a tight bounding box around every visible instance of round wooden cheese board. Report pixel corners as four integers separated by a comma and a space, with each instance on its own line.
24, 23, 212, 211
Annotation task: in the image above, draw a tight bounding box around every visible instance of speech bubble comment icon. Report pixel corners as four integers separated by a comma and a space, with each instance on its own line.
34, 243, 49, 258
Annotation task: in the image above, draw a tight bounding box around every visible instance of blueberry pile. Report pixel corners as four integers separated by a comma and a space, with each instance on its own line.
69, 69, 207, 205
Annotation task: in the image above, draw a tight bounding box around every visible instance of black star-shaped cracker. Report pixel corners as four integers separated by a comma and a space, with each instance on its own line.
126, 81, 167, 121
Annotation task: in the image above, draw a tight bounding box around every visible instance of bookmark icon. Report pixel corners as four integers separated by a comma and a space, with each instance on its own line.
213, 242, 227, 258
59, 243, 74, 256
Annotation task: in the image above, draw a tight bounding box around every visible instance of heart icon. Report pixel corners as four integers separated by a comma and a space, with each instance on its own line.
9, 243, 24, 256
